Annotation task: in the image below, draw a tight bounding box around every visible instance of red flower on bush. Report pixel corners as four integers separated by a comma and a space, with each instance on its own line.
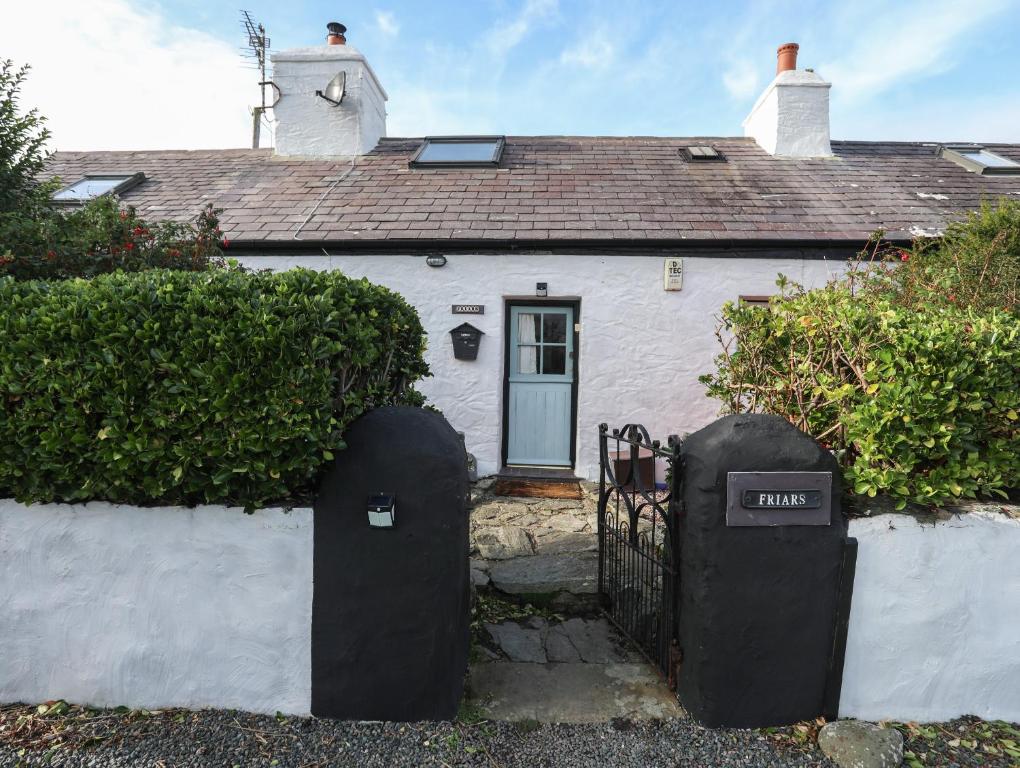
222, 238, 230, 248
900, 252, 910, 262
124, 242, 134, 251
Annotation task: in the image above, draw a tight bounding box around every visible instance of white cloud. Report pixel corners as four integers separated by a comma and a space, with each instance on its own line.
485, 0, 558, 59
819, 0, 1012, 102
560, 30, 615, 70
722, 60, 760, 100
0, 0, 260, 151
375, 11, 400, 38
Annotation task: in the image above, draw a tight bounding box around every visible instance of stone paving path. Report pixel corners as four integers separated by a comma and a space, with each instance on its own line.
469, 477, 600, 607
468, 616, 681, 723
467, 477, 684, 723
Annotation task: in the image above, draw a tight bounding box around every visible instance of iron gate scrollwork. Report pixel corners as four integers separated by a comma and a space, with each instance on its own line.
597, 423, 683, 685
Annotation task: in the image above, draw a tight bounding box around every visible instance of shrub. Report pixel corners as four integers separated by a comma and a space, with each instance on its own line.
0, 268, 429, 509
1, 197, 226, 280
883, 199, 1020, 314
700, 281, 1019, 508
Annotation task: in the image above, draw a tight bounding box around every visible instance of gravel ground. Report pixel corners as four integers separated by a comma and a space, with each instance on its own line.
3, 704, 1018, 767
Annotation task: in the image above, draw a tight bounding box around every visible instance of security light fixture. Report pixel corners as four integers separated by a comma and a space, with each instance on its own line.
681, 146, 725, 162
367, 493, 396, 528
937, 145, 1020, 176
426, 254, 447, 267
410, 136, 506, 168
536, 282, 548, 297
52, 173, 146, 204
316, 71, 346, 106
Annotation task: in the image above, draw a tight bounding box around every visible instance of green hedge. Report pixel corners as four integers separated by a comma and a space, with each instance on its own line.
701, 285, 1019, 508
0, 268, 429, 508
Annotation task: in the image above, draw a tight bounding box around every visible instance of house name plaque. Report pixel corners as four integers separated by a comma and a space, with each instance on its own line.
452, 304, 484, 314
726, 471, 831, 527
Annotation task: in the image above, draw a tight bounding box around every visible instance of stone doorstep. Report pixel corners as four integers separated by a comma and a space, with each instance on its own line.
486, 552, 598, 596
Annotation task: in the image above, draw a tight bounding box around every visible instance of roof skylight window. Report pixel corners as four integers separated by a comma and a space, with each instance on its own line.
937, 145, 1020, 176
410, 136, 505, 168
681, 145, 724, 162
52, 173, 146, 203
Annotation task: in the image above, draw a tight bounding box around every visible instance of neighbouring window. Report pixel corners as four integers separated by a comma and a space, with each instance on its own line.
937, 145, 1020, 176
52, 173, 146, 203
410, 136, 505, 168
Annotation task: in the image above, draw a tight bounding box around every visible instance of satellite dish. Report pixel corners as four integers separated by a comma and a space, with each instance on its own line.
316, 71, 346, 106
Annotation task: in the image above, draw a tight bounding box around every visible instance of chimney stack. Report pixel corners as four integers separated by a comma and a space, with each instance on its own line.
271, 22, 387, 158
776, 43, 799, 74
326, 22, 347, 45
742, 42, 832, 158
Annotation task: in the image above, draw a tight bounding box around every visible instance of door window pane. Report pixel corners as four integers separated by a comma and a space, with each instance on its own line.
542, 346, 566, 375
542, 313, 567, 344
518, 345, 538, 375
518, 313, 540, 344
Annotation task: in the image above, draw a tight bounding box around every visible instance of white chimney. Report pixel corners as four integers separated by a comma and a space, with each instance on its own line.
742, 43, 832, 158
270, 22, 387, 158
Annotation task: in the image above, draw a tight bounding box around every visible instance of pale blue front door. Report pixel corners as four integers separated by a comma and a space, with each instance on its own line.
506, 305, 575, 466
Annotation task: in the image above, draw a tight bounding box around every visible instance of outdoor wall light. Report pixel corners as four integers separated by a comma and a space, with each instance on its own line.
367, 493, 396, 528
426, 255, 447, 267
536, 282, 548, 297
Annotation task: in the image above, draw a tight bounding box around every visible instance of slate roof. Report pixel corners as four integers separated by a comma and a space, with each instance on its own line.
44, 137, 1020, 247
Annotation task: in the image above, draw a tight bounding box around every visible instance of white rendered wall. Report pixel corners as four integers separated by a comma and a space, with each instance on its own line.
842, 511, 1020, 722
236, 253, 845, 478
271, 45, 387, 157
743, 70, 832, 157
0, 500, 313, 715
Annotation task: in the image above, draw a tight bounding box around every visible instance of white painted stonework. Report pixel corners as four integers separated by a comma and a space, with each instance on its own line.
743, 69, 832, 157
842, 511, 1020, 722
0, 500, 313, 715
236, 252, 845, 478
271, 45, 387, 158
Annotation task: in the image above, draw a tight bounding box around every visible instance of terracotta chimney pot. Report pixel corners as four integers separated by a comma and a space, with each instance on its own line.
776, 42, 799, 74
326, 22, 347, 45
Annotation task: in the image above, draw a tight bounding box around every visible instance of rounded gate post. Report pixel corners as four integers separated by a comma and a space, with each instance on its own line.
311, 406, 470, 720
676, 413, 854, 727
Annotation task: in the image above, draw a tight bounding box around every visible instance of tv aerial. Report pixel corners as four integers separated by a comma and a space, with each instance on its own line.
241, 10, 279, 148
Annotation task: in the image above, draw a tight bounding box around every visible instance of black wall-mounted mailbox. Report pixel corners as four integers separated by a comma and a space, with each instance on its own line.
450, 322, 483, 360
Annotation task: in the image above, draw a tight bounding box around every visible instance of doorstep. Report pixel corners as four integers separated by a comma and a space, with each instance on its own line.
497, 465, 581, 482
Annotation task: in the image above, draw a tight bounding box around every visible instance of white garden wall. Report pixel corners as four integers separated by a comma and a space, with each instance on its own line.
237, 252, 844, 478
842, 511, 1020, 722
0, 500, 314, 715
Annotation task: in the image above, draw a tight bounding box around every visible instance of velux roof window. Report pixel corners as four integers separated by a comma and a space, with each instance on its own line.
937, 145, 1020, 176
52, 173, 146, 203
681, 145, 725, 162
410, 136, 505, 168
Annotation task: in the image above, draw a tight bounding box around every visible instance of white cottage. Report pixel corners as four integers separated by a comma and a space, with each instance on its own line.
46, 25, 1020, 480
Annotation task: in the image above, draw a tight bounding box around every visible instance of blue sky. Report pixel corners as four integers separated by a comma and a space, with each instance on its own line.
3, 0, 1019, 150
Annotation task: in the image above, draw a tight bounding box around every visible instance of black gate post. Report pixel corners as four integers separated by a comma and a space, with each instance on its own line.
311, 406, 470, 721
675, 413, 855, 728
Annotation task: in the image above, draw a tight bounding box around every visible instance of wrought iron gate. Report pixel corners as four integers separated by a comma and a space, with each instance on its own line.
597, 423, 683, 684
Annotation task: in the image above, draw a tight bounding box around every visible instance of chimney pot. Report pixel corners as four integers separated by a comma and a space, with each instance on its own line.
326, 21, 347, 45
776, 42, 799, 74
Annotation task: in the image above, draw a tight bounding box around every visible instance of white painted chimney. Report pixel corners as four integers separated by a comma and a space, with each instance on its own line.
742, 43, 832, 158
270, 22, 387, 158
